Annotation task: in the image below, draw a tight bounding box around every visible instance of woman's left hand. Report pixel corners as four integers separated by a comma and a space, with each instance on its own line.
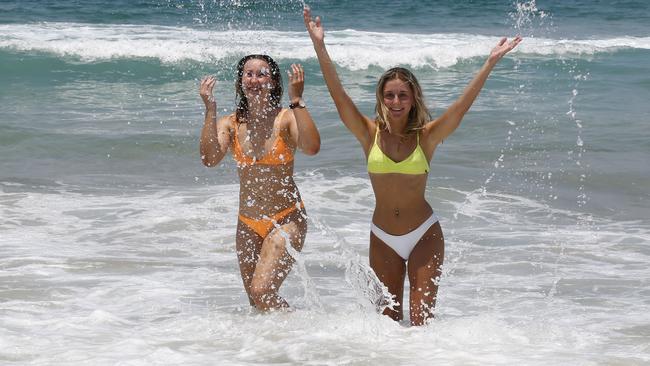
287, 63, 304, 103
488, 36, 522, 64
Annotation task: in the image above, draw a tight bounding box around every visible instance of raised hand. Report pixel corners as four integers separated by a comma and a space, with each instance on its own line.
199, 75, 216, 108
287, 64, 305, 103
303, 6, 324, 44
488, 36, 522, 64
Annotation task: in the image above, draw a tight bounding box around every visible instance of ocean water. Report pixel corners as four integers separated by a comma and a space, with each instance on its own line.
1, 0, 649, 365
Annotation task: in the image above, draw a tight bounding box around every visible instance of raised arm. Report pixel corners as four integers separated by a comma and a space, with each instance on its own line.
424, 36, 522, 146
286, 63, 320, 155
303, 6, 374, 151
199, 76, 231, 167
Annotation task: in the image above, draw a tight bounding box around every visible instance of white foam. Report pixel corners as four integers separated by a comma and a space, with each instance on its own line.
2, 175, 650, 364
1, 22, 649, 69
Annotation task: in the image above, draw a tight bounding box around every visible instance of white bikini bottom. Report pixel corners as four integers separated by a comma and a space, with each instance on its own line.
370, 212, 439, 260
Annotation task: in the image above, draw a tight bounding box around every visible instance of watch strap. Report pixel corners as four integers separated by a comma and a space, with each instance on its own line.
289, 99, 306, 109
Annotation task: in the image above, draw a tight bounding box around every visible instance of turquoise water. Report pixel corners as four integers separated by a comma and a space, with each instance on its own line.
1, 1, 649, 364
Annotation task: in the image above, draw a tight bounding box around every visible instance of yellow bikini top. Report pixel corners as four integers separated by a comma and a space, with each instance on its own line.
367, 127, 429, 175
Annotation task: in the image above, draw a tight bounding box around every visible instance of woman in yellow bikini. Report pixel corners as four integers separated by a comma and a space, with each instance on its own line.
304, 7, 521, 325
199, 54, 320, 310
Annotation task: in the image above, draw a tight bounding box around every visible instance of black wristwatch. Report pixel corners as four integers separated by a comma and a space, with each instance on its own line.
289, 98, 306, 109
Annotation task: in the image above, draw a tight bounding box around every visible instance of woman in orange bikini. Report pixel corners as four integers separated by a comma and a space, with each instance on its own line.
304, 7, 520, 325
199, 55, 320, 311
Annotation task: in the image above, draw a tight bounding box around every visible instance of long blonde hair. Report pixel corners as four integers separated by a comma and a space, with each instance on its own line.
374, 67, 431, 134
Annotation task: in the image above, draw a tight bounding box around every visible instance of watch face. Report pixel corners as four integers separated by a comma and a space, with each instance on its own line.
298, 99, 306, 108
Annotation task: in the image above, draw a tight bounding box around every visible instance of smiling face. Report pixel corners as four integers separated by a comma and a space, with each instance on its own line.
374, 67, 430, 135
241, 58, 273, 101
382, 78, 414, 122
235, 55, 283, 121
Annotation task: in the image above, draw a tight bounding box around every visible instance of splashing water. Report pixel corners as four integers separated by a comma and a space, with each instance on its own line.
307, 214, 397, 314
509, 0, 552, 37
345, 256, 398, 312
282, 228, 324, 311
446, 1, 593, 294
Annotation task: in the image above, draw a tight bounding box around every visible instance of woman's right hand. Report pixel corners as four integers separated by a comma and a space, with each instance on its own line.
303, 6, 324, 44
199, 75, 216, 109
487, 36, 522, 65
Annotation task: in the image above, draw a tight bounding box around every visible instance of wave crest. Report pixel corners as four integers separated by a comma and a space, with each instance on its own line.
1, 23, 649, 69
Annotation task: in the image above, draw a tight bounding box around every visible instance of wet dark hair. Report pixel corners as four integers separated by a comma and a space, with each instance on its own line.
235, 54, 283, 123
375, 67, 431, 134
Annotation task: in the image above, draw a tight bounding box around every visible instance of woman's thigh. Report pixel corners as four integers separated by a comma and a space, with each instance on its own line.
369, 232, 407, 320
251, 208, 308, 290
407, 221, 444, 325
235, 219, 264, 297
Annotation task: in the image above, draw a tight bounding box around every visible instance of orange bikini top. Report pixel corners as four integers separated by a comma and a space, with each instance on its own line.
232, 109, 294, 166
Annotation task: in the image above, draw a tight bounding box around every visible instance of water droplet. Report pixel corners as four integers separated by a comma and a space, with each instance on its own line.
576, 136, 583, 146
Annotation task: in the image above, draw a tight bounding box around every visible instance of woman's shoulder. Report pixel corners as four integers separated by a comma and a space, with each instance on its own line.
366, 119, 381, 137
218, 112, 237, 124
275, 107, 294, 127
278, 107, 291, 119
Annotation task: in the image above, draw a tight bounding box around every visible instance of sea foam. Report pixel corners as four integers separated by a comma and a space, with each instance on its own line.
1, 22, 649, 69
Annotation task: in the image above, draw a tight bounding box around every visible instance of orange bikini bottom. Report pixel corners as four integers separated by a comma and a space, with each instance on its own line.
238, 201, 305, 238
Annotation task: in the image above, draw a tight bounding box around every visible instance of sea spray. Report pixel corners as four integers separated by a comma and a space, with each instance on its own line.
344, 255, 398, 312
509, 0, 553, 38
281, 229, 324, 310
307, 214, 398, 314
445, 0, 593, 308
